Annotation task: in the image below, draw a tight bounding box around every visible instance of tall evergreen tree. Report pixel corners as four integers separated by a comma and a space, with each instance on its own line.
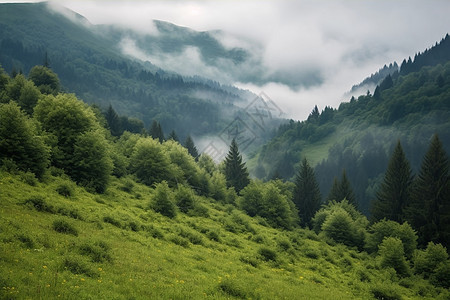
371, 141, 413, 223
105, 104, 122, 137
167, 130, 179, 142
224, 138, 250, 193
327, 170, 357, 207
293, 158, 322, 227
405, 134, 450, 248
184, 135, 199, 159
149, 120, 164, 143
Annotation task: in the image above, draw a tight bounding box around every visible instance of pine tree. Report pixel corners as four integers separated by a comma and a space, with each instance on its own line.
149, 120, 164, 143
167, 130, 179, 142
326, 170, 357, 206
293, 158, 322, 227
405, 134, 450, 248
184, 135, 199, 159
105, 104, 122, 136
224, 138, 250, 193
371, 141, 413, 223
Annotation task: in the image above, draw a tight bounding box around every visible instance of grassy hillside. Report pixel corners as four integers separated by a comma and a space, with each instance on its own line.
1, 170, 448, 300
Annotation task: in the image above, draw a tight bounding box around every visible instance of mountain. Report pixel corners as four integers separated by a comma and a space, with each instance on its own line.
0, 2, 281, 147
250, 34, 450, 215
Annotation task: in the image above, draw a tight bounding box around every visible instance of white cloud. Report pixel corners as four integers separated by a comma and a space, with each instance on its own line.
52, 0, 450, 120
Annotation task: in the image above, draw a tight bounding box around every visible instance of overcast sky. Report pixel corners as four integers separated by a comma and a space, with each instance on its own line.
4, 0, 450, 120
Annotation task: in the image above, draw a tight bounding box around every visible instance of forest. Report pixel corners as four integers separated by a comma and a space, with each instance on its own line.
0, 61, 449, 299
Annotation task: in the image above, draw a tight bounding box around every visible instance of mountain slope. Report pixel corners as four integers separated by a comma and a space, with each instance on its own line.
251, 34, 450, 215
0, 2, 280, 145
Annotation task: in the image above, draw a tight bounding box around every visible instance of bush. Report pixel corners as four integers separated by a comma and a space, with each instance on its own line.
379, 237, 411, 277
321, 208, 355, 246
431, 261, 450, 288
371, 283, 402, 300
258, 247, 277, 262
152, 181, 177, 218
62, 256, 96, 277
56, 183, 75, 197
17, 234, 35, 249
53, 219, 78, 236
366, 220, 417, 258
24, 196, 54, 213
103, 216, 122, 228
79, 241, 112, 263
218, 279, 249, 299
206, 230, 220, 242
414, 242, 449, 286
175, 185, 196, 213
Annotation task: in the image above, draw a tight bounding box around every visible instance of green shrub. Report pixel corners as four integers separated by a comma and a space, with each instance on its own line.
277, 238, 292, 251
366, 220, 417, 258
431, 261, 450, 288
103, 216, 122, 228
258, 247, 277, 262
143, 225, 164, 239
175, 185, 196, 213
79, 241, 112, 263
24, 196, 54, 213
120, 179, 134, 193
152, 181, 177, 218
168, 235, 189, 248
179, 228, 204, 245
379, 237, 410, 277
206, 230, 220, 242
218, 279, 248, 299
56, 207, 82, 220
56, 183, 75, 197
414, 242, 448, 277
52, 219, 78, 236
371, 283, 402, 300
62, 256, 96, 277
17, 234, 35, 249
19, 171, 38, 186
239, 255, 259, 268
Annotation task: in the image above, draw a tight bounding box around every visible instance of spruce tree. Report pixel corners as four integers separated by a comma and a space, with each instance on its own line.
371, 141, 413, 223
224, 138, 250, 193
293, 158, 322, 227
149, 120, 164, 143
327, 170, 357, 207
184, 135, 199, 159
405, 134, 450, 248
167, 130, 179, 142
105, 104, 122, 136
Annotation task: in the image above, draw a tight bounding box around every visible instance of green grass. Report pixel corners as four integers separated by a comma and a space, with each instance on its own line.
0, 171, 448, 299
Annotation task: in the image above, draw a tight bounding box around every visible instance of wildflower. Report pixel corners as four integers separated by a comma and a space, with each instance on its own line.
42, 265, 47, 269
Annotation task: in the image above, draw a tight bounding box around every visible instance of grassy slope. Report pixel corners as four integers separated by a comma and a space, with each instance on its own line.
0, 171, 446, 300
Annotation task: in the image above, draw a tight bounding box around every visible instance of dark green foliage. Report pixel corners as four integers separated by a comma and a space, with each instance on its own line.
152, 181, 177, 218
405, 134, 449, 248
55, 183, 75, 197
239, 181, 296, 229
293, 158, 322, 227
326, 169, 356, 206
17, 234, 35, 249
184, 135, 198, 159
167, 130, 179, 142
175, 185, 196, 213
104, 104, 122, 136
103, 216, 122, 228
218, 279, 249, 299
370, 283, 402, 300
258, 247, 277, 262
71, 130, 113, 193
62, 256, 96, 277
52, 219, 78, 236
414, 242, 448, 279
312, 200, 368, 249
79, 241, 112, 263
0, 102, 49, 178
371, 141, 413, 223
224, 139, 250, 193
28, 65, 60, 95
379, 237, 411, 277
23, 196, 54, 213
149, 120, 164, 143
366, 220, 417, 258
130, 137, 174, 186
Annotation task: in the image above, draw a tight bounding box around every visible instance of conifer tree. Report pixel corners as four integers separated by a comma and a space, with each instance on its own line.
293, 158, 322, 227
184, 135, 199, 159
224, 138, 250, 193
327, 170, 357, 207
168, 130, 179, 142
105, 104, 122, 136
371, 141, 413, 222
149, 120, 164, 143
405, 134, 450, 247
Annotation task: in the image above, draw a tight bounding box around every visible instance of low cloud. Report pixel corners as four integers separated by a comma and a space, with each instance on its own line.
56, 0, 450, 120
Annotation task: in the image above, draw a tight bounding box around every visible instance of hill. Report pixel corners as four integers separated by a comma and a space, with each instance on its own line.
0, 2, 281, 145
250, 34, 450, 215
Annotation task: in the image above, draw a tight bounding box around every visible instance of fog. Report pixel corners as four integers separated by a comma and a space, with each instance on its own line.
7, 0, 450, 120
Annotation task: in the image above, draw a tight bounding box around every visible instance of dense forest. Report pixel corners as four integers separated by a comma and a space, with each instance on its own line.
251, 34, 450, 215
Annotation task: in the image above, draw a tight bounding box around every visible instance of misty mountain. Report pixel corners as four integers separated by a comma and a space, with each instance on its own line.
0, 2, 282, 147
350, 62, 399, 94
251, 34, 450, 215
